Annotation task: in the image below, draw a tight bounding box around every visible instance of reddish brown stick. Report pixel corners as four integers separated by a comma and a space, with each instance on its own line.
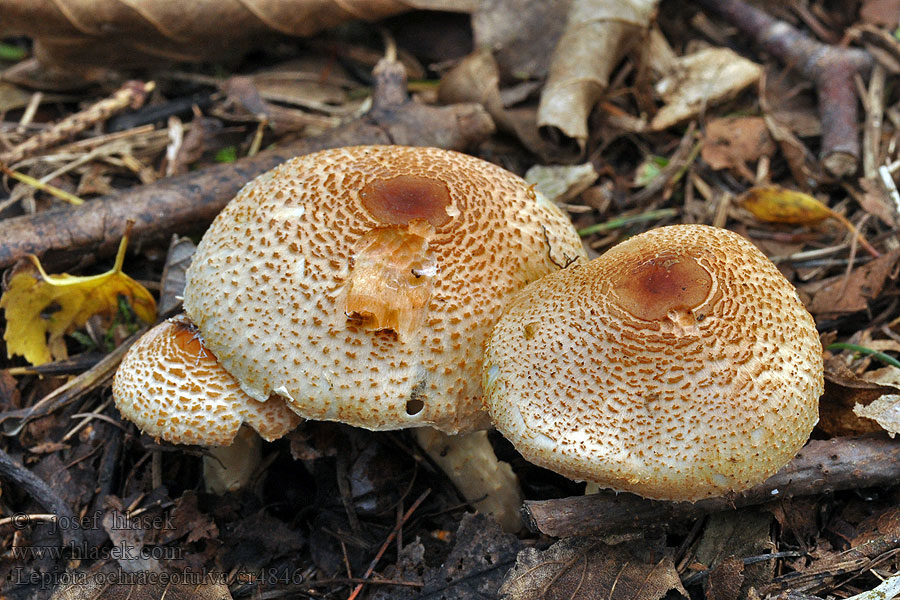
695, 0, 872, 177
0, 60, 494, 270
346, 489, 430, 600
524, 435, 900, 538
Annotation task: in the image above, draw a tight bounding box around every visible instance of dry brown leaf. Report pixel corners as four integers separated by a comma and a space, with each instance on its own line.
370, 513, 523, 600
501, 537, 687, 600
439, 48, 562, 158
805, 248, 900, 317
705, 557, 745, 600
471, 0, 570, 80
860, 0, 900, 26
0, 0, 475, 71
650, 47, 762, 131
537, 0, 658, 147
853, 394, 900, 436
693, 509, 774, 598
525, 162, 599, 203
0, 233, 156, 365
858, 177, 900, 228
864, 364, 900, 386
762, 112, 818, 188
0, 81, 46, 112
817, 365, 900, 437
158, 236, 196, 315
701, 116, 776, 173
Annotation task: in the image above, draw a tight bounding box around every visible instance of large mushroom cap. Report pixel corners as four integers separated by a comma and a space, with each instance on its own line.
183, 145, 586, 433
483, 224, 823, 501
113, 315, 301, 446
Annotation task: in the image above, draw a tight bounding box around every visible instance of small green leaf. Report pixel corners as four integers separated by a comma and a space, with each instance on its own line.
0, 43, 27, 62
214, 146, 238, 163
634, 155, 668, 187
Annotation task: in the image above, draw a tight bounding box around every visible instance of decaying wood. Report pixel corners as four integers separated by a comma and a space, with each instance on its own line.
0, 60, 494, 270
524, 435, 900, 538
695, 0, 873, 178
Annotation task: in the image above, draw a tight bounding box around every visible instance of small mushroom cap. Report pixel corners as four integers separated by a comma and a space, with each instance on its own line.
483, 224, 823, 501
184, 145, 586, 433
113, 315, 301, 446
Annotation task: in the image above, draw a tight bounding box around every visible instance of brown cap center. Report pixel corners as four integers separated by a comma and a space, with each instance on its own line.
171, 319, 205, 355
611, 255, 712, 321
359, 175, 453, 228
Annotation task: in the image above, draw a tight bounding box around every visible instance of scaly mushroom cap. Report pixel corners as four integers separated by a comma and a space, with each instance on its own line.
483, 224, 823, 501
113, 315, 301, 446
183, 145, 586, 433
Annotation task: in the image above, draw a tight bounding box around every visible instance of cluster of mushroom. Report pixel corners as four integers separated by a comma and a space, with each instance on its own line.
113, 145, 824, 530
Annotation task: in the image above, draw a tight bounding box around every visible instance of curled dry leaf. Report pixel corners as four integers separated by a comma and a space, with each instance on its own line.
650, 47, 762, 131
854, 394, 900, 437
471, 0, 570, 81
0, 233, 156, 365
439, 48, 557, 158
0, 0, 475, 70
525, 162, 599, 203
501, 537, 687, 600
537, 0, 658, 147
817, 365, 900, 437
158, 236, 196, 315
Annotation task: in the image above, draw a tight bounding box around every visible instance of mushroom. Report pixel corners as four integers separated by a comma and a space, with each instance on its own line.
483, 224, 824, 501
114, 145, 586, 530
113, 314, 301, 493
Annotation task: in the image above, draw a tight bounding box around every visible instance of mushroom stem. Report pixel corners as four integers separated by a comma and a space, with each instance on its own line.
584, 482, 601, 495
414, 428, 523, 532
203, 426, 262, 494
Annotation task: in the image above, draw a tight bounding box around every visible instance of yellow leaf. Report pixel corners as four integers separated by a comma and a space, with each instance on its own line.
0, 235, 156, 365
740, 185, 881, 258
739, 185, 833, 224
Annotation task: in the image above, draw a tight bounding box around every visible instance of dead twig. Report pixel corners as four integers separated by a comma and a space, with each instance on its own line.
0, 446, 84, 548
0, 81, 154, 166
694, 0, 873, 177
0, 60, 493, 271
524, 435, 900, 537
0, 326, 146, 437
346, 488, 431, 600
